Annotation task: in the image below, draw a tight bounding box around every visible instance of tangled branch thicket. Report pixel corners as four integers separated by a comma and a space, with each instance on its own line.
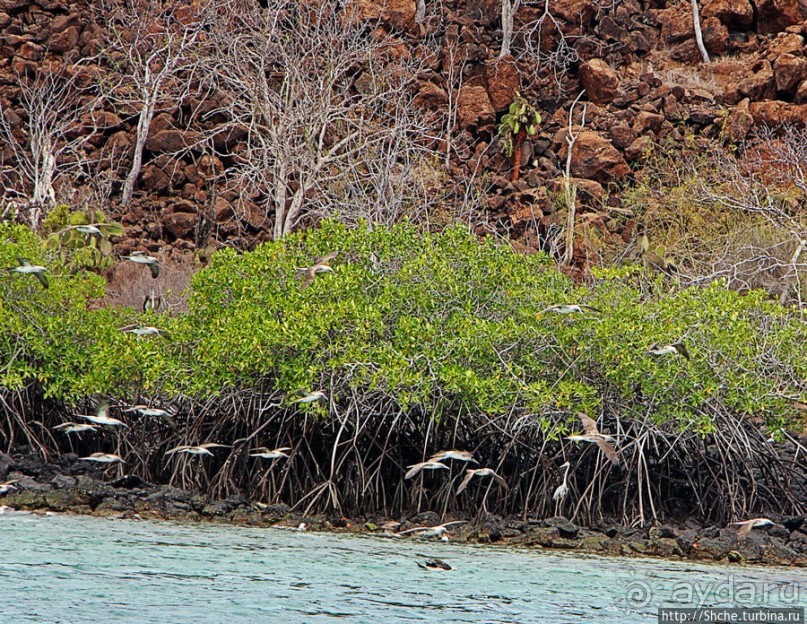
1, 221, 805, 525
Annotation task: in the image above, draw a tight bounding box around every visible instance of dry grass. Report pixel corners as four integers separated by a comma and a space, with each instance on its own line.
101, 252, 197, 314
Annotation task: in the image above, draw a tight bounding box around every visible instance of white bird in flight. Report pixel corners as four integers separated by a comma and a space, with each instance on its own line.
79, 401, 128, 428
250, 447, 291, 459
80, 453, 125, 464
123, 251, 160, 278
428, 449, 477, 464
298, 252, 338, 290
397, 521, 467, 538
733, 518, 774, 539
165, 443, 230, 457
54, 422, 99, 434
404, 460, 450, 480
8, 258, 48, 289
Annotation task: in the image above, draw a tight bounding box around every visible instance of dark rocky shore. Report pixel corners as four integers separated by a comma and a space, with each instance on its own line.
3, 450, 805, 567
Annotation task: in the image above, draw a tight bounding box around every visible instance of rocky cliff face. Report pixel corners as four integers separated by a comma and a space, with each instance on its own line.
0, 0, 805, 262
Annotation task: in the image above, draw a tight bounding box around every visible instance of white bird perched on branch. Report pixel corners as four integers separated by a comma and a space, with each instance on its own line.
553, 461, 572, 502
8, 258, 49, 289
566, 413, 619, 465
404, 460, 450, 480
456, 468, 509, 495
732, 518, 774, 539
123, 251, 160, 278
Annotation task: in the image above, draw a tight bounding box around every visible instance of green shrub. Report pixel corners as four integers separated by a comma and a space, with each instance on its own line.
1, 220, 804, 434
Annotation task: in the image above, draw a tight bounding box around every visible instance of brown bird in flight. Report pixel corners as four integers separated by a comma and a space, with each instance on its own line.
566, 413, 619, 465
733, 518, 774, 539
456, 468, 509, 495
298, 251, 338, 290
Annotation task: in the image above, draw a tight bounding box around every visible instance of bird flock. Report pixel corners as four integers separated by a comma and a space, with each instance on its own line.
4, 249, 772, 550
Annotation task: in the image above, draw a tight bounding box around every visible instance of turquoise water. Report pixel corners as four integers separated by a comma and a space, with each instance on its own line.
0, 512, 802, 623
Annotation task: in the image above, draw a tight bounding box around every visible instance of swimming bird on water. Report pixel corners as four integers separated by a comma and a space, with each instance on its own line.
292, 390, 327, 404
417, 559, 453, 571
123, 251, 160, 278
456, 468, 509, 495
553, 461, 572, 502
428, 449, 477, 464
79, 401, 128, 428
0, 481, 18, 495
397, 521, 467, 538
54, 422, 99, 434
648, 341, 690, 360
298, 251, 338, 290
566, 413, 619, 465
404, 460, 450, 480
80, 453, 125, 464
120, 325, 171, 339
537, 304, 601, 316
8, 258, 48, 289
165, 443, 230, 457
733, 518, 774, 538
250, 446, 291, 459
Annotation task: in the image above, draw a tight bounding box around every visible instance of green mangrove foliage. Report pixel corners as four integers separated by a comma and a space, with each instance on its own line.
1, 220, 805, 433
2, 220, 805, 522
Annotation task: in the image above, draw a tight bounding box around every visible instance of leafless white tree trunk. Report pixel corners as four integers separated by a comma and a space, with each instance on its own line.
0, 69, 100, 228
499, 0, 522, 59
562, 92, 586, 266
98, 1, 207, 207
692, 0, 710, 64
204, 0, 438, 239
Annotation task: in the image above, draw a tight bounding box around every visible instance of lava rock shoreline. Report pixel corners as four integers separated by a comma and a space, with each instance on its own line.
2, 451, 805, 567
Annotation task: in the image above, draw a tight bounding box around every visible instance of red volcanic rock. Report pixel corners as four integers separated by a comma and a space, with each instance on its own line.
702, 0, 754, 29
457, 85, 494, 129
755, 0, 803, 34
774, 54, 807, 95
413, 81, 448, 110
145, 129, 201, 153
579, 59, 620, 105
749, 100, 807, 126
163, 211, 197, 240
558, 130, 631, 183
139, 165, 170, 192
485, 56, 520, 112
721, 98, 754, 143
709, 59, 776, 104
